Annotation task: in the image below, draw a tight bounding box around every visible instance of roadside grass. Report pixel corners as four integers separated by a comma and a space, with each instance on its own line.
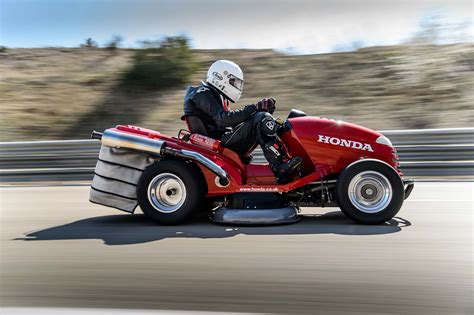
0, 43, 473, 141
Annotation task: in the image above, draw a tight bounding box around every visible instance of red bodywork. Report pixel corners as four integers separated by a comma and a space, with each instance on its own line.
113, 117, 400, 197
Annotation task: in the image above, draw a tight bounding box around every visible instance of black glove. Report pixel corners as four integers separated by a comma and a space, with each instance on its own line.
256, 98, 276, 114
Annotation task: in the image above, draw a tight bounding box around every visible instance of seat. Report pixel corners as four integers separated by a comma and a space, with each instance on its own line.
184, 116, 209, 137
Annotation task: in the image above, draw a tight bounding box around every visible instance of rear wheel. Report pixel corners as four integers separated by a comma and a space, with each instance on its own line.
137, 159, 205, 225
336, 160, 404, 224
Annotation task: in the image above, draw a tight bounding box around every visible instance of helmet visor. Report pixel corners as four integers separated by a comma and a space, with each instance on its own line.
228, 75, 244, 91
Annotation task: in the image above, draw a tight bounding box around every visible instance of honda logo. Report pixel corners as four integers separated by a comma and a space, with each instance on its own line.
317, 135, 374, 152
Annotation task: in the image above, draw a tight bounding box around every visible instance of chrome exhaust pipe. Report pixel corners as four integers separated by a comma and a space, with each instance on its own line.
166, 149, 229, 186
92, 129, 229, 186
99, 129, 166, 156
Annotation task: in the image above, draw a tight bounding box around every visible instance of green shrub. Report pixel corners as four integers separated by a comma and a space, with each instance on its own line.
105, 35, 123, 51
81, 38, 98, 48
0, 46, 7, 53
121, 36, 196, 91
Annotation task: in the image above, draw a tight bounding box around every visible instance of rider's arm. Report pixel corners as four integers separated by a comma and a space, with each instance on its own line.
193, 89, 257, 128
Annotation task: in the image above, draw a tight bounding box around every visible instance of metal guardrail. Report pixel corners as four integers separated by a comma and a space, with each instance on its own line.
1, 128, 473, 182
379, 128, 474, 145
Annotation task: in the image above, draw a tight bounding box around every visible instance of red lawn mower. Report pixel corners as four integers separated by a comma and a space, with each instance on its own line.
90, 109, 414, 225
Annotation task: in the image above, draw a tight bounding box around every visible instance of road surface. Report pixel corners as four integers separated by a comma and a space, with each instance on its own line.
1, 182, 473, 314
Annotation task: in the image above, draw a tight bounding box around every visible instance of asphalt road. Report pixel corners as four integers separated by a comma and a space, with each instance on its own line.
1, 182, 472, 314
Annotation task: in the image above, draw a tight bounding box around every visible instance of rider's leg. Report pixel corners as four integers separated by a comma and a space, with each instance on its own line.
221, 115, 260, 163
221, 112, 302, 182
256, 112, 302, 184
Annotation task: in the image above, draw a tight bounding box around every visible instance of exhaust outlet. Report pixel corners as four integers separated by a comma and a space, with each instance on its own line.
91, 131, 103, 140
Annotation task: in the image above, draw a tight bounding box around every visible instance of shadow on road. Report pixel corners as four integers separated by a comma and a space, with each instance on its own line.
16, 211, 411, 246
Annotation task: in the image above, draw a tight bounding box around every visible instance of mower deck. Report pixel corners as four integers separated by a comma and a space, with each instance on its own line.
209, 206, 300, 226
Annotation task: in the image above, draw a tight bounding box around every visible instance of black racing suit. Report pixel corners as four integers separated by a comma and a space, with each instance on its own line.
182, 82, 302, 183
182, 82, 279, 159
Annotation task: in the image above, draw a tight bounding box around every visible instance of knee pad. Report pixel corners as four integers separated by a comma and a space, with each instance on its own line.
258, 113, 277, 143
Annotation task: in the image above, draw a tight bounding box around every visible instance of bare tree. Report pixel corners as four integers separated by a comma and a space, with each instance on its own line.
81, 38, 98, 48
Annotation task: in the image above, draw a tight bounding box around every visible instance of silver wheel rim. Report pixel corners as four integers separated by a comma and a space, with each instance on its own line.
147, 173, 186, 213
348, 170, 392, 213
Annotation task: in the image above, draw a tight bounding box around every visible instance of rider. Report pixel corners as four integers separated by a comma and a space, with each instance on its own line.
182, 60, 302, 184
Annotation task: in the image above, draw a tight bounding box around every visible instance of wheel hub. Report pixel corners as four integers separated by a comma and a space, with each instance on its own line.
148, 173, 186, 213
361, 184, 378, 200
348, 171, 393, 213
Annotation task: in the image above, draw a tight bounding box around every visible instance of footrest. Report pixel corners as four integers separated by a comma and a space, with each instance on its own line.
209, 206, 300, 226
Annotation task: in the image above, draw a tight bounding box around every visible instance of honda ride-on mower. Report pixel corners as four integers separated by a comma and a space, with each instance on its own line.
89, 109, 414, 225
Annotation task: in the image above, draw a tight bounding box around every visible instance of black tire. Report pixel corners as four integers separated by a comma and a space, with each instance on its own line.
137, 159, 205, 225
336, 160, 404, 225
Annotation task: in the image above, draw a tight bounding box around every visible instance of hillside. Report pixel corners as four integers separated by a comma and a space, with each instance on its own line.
1, 44, 473, 141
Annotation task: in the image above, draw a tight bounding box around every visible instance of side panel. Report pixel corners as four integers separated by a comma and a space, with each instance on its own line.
246, 164, 276, 185
286, 117, 398, 174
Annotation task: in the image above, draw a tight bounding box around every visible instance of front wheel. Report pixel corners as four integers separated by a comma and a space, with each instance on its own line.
137, 159, 205, 225
336, 160, 404, 224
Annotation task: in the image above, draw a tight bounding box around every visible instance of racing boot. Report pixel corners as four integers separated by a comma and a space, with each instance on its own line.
262, 141, 303, 184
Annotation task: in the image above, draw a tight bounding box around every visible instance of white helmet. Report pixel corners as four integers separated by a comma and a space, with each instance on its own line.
206, 60, 244, 103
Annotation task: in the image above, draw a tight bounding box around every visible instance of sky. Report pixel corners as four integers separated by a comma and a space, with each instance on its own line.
1, 0, 472, 54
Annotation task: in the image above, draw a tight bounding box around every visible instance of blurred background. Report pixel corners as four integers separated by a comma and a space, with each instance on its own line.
1, 1, 473, 314
1, 0, 472, 141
